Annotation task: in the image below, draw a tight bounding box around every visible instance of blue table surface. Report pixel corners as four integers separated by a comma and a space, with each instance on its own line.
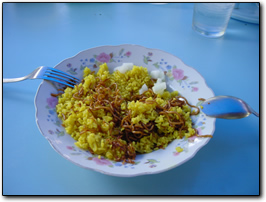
3, 3, 260, 195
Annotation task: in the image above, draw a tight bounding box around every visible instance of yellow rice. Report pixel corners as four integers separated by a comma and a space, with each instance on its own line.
56, 63, 195, 162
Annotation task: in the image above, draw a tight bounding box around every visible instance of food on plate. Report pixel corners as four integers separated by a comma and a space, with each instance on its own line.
55, 63, 202, 163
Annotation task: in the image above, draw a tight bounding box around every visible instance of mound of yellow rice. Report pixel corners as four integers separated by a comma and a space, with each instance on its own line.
56, 63, 196, 163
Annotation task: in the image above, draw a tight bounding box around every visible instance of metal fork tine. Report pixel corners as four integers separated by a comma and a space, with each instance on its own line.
43, 76, 75, 88
3, 66, 80, 88
47, 67, 81, 82
43, 72, 77, 85
46, 70, 77, 82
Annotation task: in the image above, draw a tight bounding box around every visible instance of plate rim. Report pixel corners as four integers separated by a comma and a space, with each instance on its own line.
34, 44, 216, 177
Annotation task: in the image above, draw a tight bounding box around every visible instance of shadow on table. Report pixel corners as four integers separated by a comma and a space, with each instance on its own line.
224, 22, 259, 42
3, 84, 38, 104
85, 133, 255, 195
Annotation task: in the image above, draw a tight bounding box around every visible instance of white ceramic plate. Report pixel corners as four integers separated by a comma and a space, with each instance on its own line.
35, 44, 215, 177
231, 3, 259, 24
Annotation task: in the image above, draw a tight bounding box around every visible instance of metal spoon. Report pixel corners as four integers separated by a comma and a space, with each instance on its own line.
200, 96, 259, 119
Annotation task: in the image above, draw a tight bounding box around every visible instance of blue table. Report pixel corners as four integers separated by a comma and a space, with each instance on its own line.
3, 3, 260, 195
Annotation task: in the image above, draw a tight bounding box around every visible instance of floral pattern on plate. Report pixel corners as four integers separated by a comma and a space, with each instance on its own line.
66, 48, 133, 74
143, 52, 199, 92
35, 44, 215, 177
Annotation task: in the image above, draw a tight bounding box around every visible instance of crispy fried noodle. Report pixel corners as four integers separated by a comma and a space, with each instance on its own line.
55, 63, 212, 164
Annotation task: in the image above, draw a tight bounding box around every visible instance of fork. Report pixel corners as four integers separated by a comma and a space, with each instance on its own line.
3, 66, 81, 88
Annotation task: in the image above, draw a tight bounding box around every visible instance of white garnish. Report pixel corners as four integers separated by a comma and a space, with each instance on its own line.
151, 70, 166, 95
152, 81, 166, 95
139, 84, 148, 94
114, 63, 134, 74
150, 70, 165, 81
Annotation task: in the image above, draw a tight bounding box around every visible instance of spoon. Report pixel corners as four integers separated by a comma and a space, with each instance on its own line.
200, 96, 259, 119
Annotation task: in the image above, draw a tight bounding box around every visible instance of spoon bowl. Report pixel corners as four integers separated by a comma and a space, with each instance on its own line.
201, 96, 259, 119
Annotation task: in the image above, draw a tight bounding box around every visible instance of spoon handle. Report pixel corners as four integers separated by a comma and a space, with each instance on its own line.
248, 106, 259, 117
253, 111, 259, 117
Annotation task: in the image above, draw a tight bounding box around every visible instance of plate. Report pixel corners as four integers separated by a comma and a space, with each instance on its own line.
231, 3, 259, 24
35, 44, 215, 177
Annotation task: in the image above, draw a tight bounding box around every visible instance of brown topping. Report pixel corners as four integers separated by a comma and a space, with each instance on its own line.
194, 128, 213, 138
198, 98, 206, 101
61, 113, 66, 120
175, 96, 200, 115
56, 74, 204, 164
51, 93, 63, 97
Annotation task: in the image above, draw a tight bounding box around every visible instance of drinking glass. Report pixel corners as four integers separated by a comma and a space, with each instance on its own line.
192, 3, 235, 38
